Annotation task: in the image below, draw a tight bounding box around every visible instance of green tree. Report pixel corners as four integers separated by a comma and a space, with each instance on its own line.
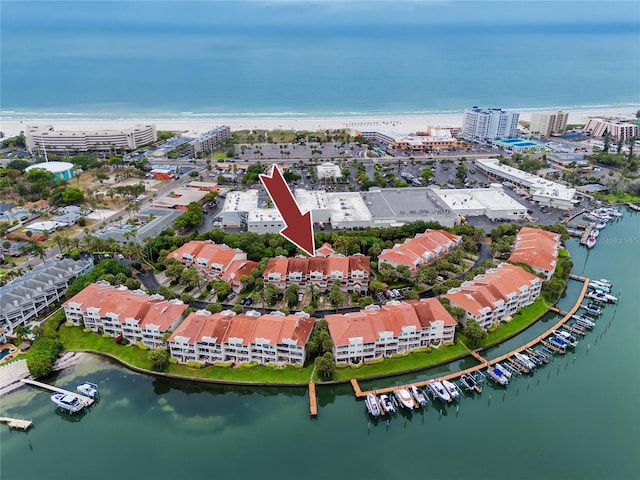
148, 348, 170, 371
328, 281, 345, 308
179, 267, 202, 291
315, 352, 336, 378
212, 280, 232, 300
462, 319, 487, 348
285, 283, 299, 308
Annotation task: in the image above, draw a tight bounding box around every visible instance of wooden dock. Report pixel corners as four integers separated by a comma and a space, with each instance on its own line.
21, 379, 94, 407
308, 382, 317, 417
579, 226, 594, 245
549, 306, 568, 316
0, 417, 33, 431
352, 277, 591, 399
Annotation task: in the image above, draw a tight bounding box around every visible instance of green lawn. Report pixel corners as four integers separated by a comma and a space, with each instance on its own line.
328, 342, 469, 381
60, 325, 312, 383
457, 297, 549, 349
213, 152, 227, 159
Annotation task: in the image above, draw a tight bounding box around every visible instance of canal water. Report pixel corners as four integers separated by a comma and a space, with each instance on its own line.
1, 209, 638, 480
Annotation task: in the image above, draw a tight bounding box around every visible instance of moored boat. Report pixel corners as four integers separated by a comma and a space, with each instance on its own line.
365, 393, 381, 418
581, 303, 603, 315
50, 393, 85, 413
459, 373, 480, 393
514, 352, 536, 370
572, 314, 595, 329
442, 380, 461, 401
410, 385, 428, 407
585, 236, 597, 249
378, 394, 396, 414
552, 330, 578, 348
427, 381, 452, 403
394, 388, 417, 410
547, 335, 568, 352
586, 291, 608, 302
494, 363, 512, 379
487, 367, 509, 386
76, 381, 99, 398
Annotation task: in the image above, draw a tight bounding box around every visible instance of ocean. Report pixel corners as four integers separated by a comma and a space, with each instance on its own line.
1, 1, 639, 121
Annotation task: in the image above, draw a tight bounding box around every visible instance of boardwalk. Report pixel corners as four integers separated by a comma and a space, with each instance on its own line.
352, 277, 591, 399
0, 417, 32, 430
308, 382, 317, 417
21, 379, 94, 407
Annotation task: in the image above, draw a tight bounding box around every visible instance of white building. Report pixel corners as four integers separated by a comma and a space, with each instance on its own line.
247, 208, 285, 234
189, 126, 231, 156
316, 162, 342, 180
26, 124, 157, 154
529, 111, 569, 137
431, 184, 528, 221
221, 190, 259, 228
583, 118, 640, 141
475, 158, 577, 210
461, 107, 519, 142
325, 192, 372, 229
295, 188, 331, 224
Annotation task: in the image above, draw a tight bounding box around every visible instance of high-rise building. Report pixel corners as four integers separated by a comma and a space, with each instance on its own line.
461, 107, 519, 142
529, 111, 569, 137
583, 118, 639, 141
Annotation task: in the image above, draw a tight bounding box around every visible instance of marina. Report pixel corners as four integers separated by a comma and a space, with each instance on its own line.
21, 379, 95, 412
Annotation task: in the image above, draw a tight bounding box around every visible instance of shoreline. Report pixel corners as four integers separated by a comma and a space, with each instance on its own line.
1, 106, 638, 138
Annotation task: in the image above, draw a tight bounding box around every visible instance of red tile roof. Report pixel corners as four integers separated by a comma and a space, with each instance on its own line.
315, 243, 335, 257
379, 229, 461, 270
264, 257, 289, 278
405, 298, 458, 327
167, 240, 245, 271
508, 227, 560, 274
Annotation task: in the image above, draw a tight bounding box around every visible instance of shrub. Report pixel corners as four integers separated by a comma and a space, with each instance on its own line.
82, 328, 92, 333
213, 362, 233, 368
364, 357, 385, 364
390, 352, 409, 359
240, 361, 258, 369
293, 364, 303, 369
26, 336, 63, 378
443, 342, 455, 347
137, 342, 150, 350
187, 361, 203, 369
336, 363, 348, 369
487, 325, 498, 333
64, 322, 74, 327
102, 333, 111, 339
168, 358, 178, 364
349, 363, 362, 369
413, 347, 433, 354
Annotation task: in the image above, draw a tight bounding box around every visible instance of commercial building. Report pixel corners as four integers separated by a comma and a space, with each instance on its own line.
359, 127, 457, 152
263, 254, 370, 293
167, 240, 257, 291
295, 189, 331, 224
325, 298, 457, 365
529, 111, 569, 137
25, 161, 75, 181
444, 263, 542, 330
378, 229, 462, 272
151, 186, 208, 210
0, 257, 94, 334
63, 281, 187, 349
508, 227, 561, 280
247, 208, 285, 234
325, 192, 372, 229
168, 309, 314, 366
316, 162, 342, 180
221, 190, 259, 228
475, 158, 577, 210
461, 107, 519, 142
363, 188, 457, 228
431, 184, 528, 221
583, 118, 639, 141
189, 126, 231, 156
25, 124, 157, 154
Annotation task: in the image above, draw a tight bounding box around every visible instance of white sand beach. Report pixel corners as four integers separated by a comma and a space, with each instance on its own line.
1, 107, 637, 138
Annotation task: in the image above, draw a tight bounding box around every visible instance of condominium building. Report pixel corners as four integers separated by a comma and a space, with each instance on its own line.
168, 309, 314, 366
583, 118, 640, 141
63, 282, 187, 349
461, 107, 519, 142
25, 124, 157, 154
263, 254, 370, 293
189, 126, 231, 156
529, 111, 569, 137
508, 227, 561, 280
0, 257, 94, 334
444, 263, 542, 330
378, 229, 462, 272
167, 240, 257, 291
325, 298, 457, 365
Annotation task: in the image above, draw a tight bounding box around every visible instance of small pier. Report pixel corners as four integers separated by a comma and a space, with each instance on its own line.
549, 306, 568, 316
469, 350, 488, 366
626, 202, 640, 212
21, 379, 94, 407
0, 417, 33, 431
309, 382, 317, 417
579, 226, 594, 245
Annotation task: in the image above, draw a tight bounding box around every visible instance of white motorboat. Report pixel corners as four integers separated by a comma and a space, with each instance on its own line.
487, 367, 509, 386
50, 393, 85, 413
586, 291, 608, 302
427, 381, 452, 403
365, 393, 381, 417
585, 236, 596, 249
552, 330, 579, 348
442, 380, 461, 401
394, 388, 417, 410
572, 314, 595, 329
581, 303, 603, 315
494, 363, 512, 379
514, 352, 536, 370
589, 280, 610, 292
590, 228, 600, 238
378, 394, 396, 414
410, 385, 428, 407
595, 220, 607, 230
547, 335, 568, 352
76, 381, 99, 398
604, 292, 618, 303
597, 278, 612, 288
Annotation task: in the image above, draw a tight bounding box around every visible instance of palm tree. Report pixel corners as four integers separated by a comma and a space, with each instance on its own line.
306, 283, 320, 302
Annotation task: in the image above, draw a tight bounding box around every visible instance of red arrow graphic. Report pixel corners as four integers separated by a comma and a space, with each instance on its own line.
259, 164, 315, 256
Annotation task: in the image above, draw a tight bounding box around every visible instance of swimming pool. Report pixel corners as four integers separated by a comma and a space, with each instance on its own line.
0, 348, 13, 360
497, 138, 540, 148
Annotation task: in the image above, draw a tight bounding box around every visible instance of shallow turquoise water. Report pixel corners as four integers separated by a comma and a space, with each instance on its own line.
1, 209, 638, 480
